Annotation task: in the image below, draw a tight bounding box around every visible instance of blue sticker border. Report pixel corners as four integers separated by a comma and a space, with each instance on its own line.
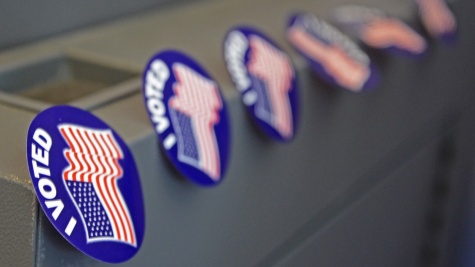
331, 5, 428, 58
287, 12, 379, 92
26, 105, 145, 264
142, 49, 231, 186
224, 26, 300, 142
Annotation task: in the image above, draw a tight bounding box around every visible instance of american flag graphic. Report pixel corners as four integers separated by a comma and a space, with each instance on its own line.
361, 18, 426, 54
416, 0, 456, 38
169, 63, 222, 181
59, 124, 136, 247
247, 35, 294, 139
287, 25, 370, 91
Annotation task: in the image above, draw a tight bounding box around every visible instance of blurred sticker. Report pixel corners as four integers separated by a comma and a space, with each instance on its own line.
26, 105, 145, 264
416, 0, 457, 42
224, 26, 299, 141
332, 5, 427, 56
287, 12, 378, 92
142, 50, 231, 186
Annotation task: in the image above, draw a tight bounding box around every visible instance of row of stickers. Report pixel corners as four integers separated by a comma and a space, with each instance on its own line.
25, 2, 457, 264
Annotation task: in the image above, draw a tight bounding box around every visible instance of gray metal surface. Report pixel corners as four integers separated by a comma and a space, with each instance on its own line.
0, 53, 140, 112
0, 0, 198, 50
275, 139, 442, 267
0, 176, 37, 266
0, 0, 474, 266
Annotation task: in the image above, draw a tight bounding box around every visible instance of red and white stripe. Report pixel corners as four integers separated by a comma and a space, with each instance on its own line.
361, 18, 427, 54
59, 124, 136, 247
287, 26, 370, 91
416, 0, 456, 37
169, 63, 222, 181
248, 35, 294, 139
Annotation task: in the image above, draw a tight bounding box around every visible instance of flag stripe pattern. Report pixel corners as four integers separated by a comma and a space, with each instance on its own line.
361, 18, 426, 54
169, 63, 222, 181
247, 35, 294, 139
287, 23, 370, 91
59, 124, 136, 247
416, 0, 456, 38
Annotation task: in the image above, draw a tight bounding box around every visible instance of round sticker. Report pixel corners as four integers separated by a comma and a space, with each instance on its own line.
26, 105, 145, 263
415, 0, 457, 43
224, 26, 299, 142
142, 50, 231, 186
286, 12, 379, 92
332, 5, 427, 56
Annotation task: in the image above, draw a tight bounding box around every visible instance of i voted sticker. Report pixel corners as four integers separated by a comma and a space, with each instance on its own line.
287, 12, 378, 92
415, 0, 457, 43
142, 50, 231, 186
26, 106, 145, 264
224, 26, 299, 142
332, 5, 427, 56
